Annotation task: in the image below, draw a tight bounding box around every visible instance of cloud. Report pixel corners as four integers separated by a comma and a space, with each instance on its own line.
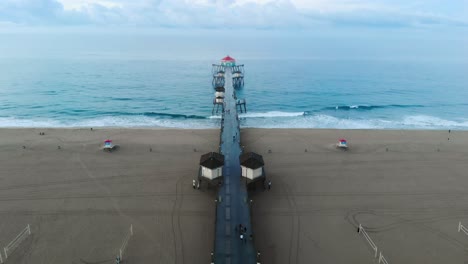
0, 0, 466, 28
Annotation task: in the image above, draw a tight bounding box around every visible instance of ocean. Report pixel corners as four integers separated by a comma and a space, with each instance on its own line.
0, 58, 467, 129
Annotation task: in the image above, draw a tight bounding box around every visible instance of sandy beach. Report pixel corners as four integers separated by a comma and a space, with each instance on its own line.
0, 128, 219, 264
245, 129, 468, 264
1, 128, 468, 263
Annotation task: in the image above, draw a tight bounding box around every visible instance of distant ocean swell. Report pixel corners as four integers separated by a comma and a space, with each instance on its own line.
1, 111, 467, 129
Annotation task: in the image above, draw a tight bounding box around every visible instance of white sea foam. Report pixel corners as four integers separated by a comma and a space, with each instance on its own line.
400, 115, 468, 128
0, 116, 216, 129
0, 114, 467, 130
242, 114, 468, 129
239, 111, 305, 118
208, 111, 305, 119
0, 117, 63, 127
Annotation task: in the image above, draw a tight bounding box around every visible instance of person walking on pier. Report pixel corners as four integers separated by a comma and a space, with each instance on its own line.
268, 180, 271, 190
240, 234, 244, 242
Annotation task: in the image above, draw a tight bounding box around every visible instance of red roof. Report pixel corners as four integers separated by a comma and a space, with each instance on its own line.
339, 139, 347, 142
221, 56, 235, 62
105, 139, 112, 143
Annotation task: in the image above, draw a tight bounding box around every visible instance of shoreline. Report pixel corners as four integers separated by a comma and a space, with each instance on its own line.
0, 127, 462, 131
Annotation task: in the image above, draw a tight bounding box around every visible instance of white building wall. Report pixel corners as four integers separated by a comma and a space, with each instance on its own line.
241, 166, 248, 177
241, 166, 263, 180
201, 166, 223, 180
252, 167, 263, 178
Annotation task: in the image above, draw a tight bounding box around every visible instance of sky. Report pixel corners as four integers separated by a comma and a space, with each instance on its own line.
0, 0, 467, 60
0, 0, 467, 28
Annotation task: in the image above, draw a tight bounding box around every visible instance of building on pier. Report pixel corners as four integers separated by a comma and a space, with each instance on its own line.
212, 64, 225, 75
232, 64, 245, 89
199, 152, 224, 181
212, 76, 225, 89
212, 87, 225, 114
221, 56, 236, 67
213, 56, 244, 90
240, 152, 266, 185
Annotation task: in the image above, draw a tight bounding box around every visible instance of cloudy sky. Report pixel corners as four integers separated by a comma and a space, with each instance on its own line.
0, 1, 467, 60
0, 0, 467, 28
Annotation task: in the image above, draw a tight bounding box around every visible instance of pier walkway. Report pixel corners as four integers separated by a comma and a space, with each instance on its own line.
214, 69, 256, 263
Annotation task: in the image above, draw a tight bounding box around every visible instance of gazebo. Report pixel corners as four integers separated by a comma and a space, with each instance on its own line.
240, 152, 265, 185
199, 152, 224, 181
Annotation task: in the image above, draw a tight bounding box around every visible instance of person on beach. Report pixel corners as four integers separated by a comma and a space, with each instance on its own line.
193, 180, 196, 189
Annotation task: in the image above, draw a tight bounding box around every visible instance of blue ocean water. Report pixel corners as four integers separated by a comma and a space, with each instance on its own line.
0, 58, 467, 129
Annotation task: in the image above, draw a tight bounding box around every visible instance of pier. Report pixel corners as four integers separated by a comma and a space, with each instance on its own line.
213, 57, 257, 263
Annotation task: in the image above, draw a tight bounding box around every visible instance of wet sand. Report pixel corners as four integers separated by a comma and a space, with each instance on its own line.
0, 128, 467, 263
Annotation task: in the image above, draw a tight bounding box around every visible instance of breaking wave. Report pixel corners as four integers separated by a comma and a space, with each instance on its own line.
1, 114, 467, 130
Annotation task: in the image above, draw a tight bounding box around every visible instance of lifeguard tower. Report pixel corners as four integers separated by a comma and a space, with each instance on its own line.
337, 138, 348, 149
103, 139, 117, 152
212, 86, 225, 114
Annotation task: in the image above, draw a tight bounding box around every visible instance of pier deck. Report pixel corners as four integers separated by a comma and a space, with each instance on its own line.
214, 70, 256, 263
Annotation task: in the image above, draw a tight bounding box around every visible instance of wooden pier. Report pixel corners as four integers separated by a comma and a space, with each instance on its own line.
212, 60, 257, 263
